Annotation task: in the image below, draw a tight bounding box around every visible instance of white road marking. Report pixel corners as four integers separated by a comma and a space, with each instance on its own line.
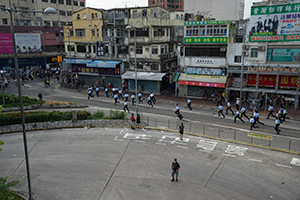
105, 127, 108, 130
114, 136, 124, 141
199, 149, 213, 153
123, 133, 152, 140
161, 130, 164, 133
196, 140, 217, 153
135, 140, 145, 143
248, 158, 263, 163
223, 154, 236, 157
276, 164, 293, 169
71, 96, 86, 100
176, 142, 187, 145
177, 145, 188, 149
119, 130, 123, 134
142, 128, 146, 132
225, 145, 248, 156
155, 142, 166, 145
290, 158, 300, 166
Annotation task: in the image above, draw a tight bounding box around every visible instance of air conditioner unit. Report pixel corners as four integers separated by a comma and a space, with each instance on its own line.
243, 51, 249, 56
220, 47, 226, 52
86, 53, 90, 58
258, 46, 266, 51
145, 47, 149, 51
130, 47, 134, 51
243, 45, 250, 50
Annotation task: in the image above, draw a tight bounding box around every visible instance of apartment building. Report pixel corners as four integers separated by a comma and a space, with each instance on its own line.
148, 0, 184, 11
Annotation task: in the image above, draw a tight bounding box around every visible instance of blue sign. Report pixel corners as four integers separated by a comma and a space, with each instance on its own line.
96, 42, 104, 56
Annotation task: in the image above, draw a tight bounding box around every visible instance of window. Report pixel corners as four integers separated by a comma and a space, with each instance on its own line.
110, 29, 114, 37
83, 13, 87, 19
66, 0, 71, 5
80, 2, 84, 6
151, 63, 159, 70
59, 10, 66, 16
2, 18, 7, 25
130, 28, 149, 37
96, 29, 99, 37
154, 10, 157, 18
133, 10, 137, 18
77, 45, 86, 52
234, 56, 242, 63
142, 10, 147, 17
136, 46, 143, 54
42, 0, 48, 2
67, 11, 72, 16
95, 13, 98, 19
161, 45, 165, 54
250, 48, 258, 58
235, 36, 243, 43
73, 1, 78, 6
154, 28, 165, 37
53, 21, 59, 27
51, 0, 56, 3
58, 0, 64, 4
76, 14, 80, 19
44, 21, 50, 26
91, 13, 94, 19
152, 46, 158, 54
68, 45, 75, 51
103, 29, 108, 37
176, 14, 179, 20
0, 6, 5, 11
60, 21, 67, 26
116, 28, 122, 37
162, 11, 165, 19
75, 29, 85, 37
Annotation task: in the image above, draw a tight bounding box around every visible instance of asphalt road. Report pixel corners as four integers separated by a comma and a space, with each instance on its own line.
4, 79, 300, 138
1, 127, 300, 200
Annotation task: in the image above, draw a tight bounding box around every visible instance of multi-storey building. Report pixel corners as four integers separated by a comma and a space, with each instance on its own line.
0, 0, 85, 26
148, 0, 184, 11
176, 20, 230, 98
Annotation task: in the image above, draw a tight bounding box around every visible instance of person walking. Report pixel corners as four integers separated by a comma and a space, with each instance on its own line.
138, 92, 143, 103
171, 158, 180, 182
114, 94, 119, 105
274, 117, 281, 134
233, 110, 244, 123
123, 101, 130, 113
119, 89, 124, 100
225, 101, 234, 115
147, 95, 153, 107
250, 116, 259, 130
266, 104, 276, 119
175, 104, 180, 116
105, 87, 109, 97
187, 98, 192, 110
124, 93, 129, 102
131, 94, 136, 105
235, 97, 240, 110
218, 104, 225, 118
87, 89, 92, 100
282, 107, 289, 122
178, 123, 184, 141
241, 106, 250, 120
176, 87, 179, 98
150, 92, 156, 104
96, 86, 100, 97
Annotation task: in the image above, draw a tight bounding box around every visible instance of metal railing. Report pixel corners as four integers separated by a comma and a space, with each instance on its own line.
142, 115, 300, 153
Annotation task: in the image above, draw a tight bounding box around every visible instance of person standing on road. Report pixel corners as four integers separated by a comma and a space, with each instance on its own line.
178, 123, 184, 141
218, 104, 225, 118
131, 94, 136, 105
171, 158, 180, 182
123, 101, 130, 113
138, 92, 143, 103
114, 94, 119, 105
250, 116, 259, 130
274, 117, 281, 134
147, 95, 153, 107
226, 101, 234, 115
241, 106, 250, 120
266, 104, 276, 119
187, 98, 192, 110
136, 114, 141, 128
233, 110, 244, 123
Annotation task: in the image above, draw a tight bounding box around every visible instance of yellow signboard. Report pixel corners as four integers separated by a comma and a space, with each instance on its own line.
248, 132, 273, 141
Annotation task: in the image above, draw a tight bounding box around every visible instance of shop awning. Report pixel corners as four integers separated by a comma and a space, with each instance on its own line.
122, 71, 166, 81
178, 74, 227, 88
173, 73, 180, 82
64, 59, 93, 64
86, 60, 121, 68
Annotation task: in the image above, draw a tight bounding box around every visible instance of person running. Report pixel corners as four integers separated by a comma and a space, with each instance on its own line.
150, 92, 156, 104
178, 123, 184, 141
277, 108, 283, 123
235, 97, 240, 110
147, 95, 153, 107
274, 117, 281, 134
266, 104, 276, 119
253, 109, 265, 126
112, 87, 116, 95
119, 89, 124, 100
124, 93, 129, 102
114, 94, 119, 105
96, 86, 100, 97
138, 92, 143, 103
226, 101, 234, 115
123, 101, 130, 113
250, 116, 259, 130
131, 94, 136, 105
175, 104, 180, 116
171, 158, 180, 182
282, 107, 289, 122
187, 98, 192, 110
136, 114, 141, 128
105, 87, 109, 97
240, 105, 250, 120
218, 104, 225, 118
88, 89, 92, 100
233, 109, 244, 123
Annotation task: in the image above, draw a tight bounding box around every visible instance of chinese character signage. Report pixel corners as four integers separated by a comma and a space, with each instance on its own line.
15, 33, 42, 53
72, 64, 120, 76
184, 37, 228, 44
96, 42, 104, 56
186, 67, 226, 76
269, 49, 300, 62
0, 34, 13, 54
247, 74, 298, 87
249, 3, 300, 42
184, 20, 229, 26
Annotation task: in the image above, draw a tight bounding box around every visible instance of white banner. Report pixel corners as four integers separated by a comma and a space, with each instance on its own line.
14, 33, 42, 53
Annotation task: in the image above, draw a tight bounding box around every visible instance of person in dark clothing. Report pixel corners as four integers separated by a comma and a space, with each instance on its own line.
240, 106, 250, 120
250, 116, 259, 130
176, 87, 179, 98
136, 114, 141, 128
123, 101, 130, 113
233, 110, 244, 123
38, 93, 43, 101
178, 123, 184, 141
171, 158, 181, 182
226, 101, 234, 115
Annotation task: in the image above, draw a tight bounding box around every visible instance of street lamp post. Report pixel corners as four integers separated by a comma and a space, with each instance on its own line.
239, 26, 246, 110
126, 26, 138, 117
6, 1, 56, 199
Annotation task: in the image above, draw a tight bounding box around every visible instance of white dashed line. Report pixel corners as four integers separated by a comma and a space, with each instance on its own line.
199, 149, 212, 153
223, 154, 236, 157
276, 164, 293, 169
177, 145, 188, 149
119, 130, 123, 134
135, 140, 145, 143
113, 136, 124, 141
248, 158, 263, 163
155, 142, 166, 145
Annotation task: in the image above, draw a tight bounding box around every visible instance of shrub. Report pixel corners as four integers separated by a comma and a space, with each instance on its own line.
91, 111, 105, 119
109, 109, 126, 119
77, 111, 91, 120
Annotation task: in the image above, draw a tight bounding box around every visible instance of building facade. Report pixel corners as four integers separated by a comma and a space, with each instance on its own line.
148, 0, 184, 11
0, 0, 85, 27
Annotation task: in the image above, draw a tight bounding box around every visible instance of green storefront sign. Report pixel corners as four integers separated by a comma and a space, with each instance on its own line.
271, 49, 300, 62
249, 34, 300, 42
184, 20, 229, 26
251, 3, 300, 15
184, 37, 228, 44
